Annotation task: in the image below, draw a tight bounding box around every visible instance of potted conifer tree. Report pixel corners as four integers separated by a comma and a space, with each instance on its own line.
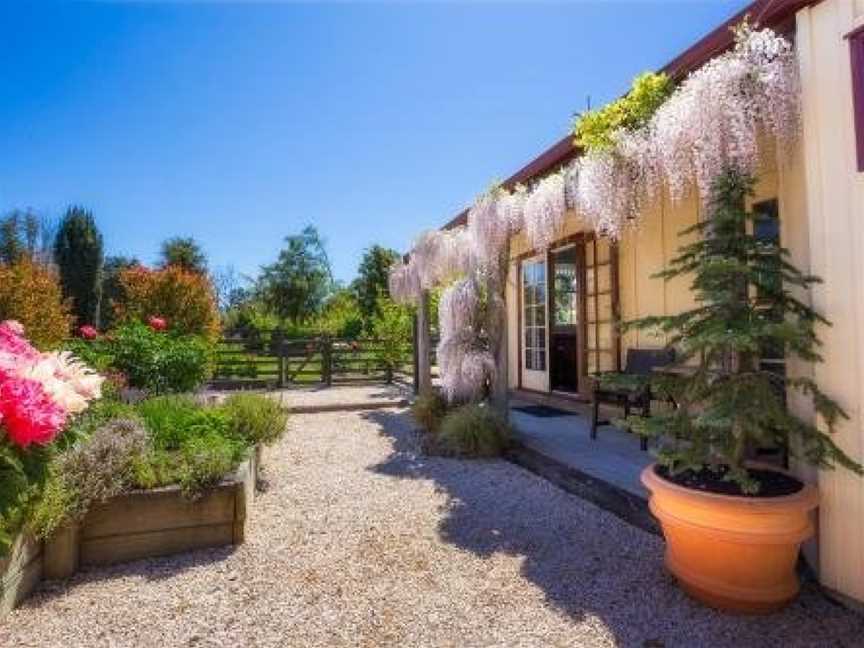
626, 169, 862, 613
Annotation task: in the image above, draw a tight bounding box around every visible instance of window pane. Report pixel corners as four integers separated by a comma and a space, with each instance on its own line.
598, 351, 615, 372
596, 239, 611, 264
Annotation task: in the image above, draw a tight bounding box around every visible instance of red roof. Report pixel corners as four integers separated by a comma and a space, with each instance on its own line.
442, 0, 819, 230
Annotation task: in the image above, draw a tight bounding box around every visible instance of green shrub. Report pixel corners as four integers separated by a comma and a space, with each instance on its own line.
572, 72, 673, 152
31, 418, 148, 538
438, 404, 511, 458
63, 337, 114, 373
177, 432, 245, 499
223, 393, 288, 446
134, 396, 248, 498
0, 444, 51, 555
110, 322, 213, 394
136, 395, 201, 450
411, 390, 448, 434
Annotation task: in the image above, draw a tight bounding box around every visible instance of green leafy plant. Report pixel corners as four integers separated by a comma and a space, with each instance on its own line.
371, 296, 412, 380
223, 393, 288, 446
176, 431, 245, 499
572, 72, 673, 152
624, 169, 863, 494
437, 403, 510, 458
0, 444, 51, 554
110, 322, 213, 394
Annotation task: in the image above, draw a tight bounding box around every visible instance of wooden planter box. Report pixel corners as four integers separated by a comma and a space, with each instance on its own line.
0, 532, 42, 617
1, 448, 260, 618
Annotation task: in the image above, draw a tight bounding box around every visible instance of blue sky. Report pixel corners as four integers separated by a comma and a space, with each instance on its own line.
0, 0, 749, 285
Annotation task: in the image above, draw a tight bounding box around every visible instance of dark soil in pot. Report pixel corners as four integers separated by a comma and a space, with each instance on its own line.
656, 464, 803, 498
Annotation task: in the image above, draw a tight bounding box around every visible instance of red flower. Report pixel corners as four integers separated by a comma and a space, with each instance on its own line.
78, 325, 98, 340
0, 377, 67, 449
148, 316, 167, 332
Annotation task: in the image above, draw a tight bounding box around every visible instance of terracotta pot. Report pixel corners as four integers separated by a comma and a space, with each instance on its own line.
641, 464, 818, 614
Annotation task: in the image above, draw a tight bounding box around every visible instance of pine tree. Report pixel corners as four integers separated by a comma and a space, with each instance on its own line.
53, 206, 104, 327
625, 169, 861, 493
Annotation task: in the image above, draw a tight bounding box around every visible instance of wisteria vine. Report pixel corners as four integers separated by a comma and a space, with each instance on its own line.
389, 25, 801, 403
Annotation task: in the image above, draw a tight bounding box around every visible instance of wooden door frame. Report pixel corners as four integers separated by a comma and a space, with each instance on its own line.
514, 232, 620, 398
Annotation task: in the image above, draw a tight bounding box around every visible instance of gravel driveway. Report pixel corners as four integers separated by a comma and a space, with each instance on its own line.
2, 406, 862, 647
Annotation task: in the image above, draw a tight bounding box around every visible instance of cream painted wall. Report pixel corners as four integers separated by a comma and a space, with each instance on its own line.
796, 0, 864, 605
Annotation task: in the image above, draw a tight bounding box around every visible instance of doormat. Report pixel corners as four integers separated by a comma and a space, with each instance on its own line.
512, 405, 574, 418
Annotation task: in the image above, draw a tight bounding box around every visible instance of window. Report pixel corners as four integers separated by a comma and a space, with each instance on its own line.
522, 260, 547, 371
849, 25, 864, 171
753, 199, 786, 387
584, 237, 618, 374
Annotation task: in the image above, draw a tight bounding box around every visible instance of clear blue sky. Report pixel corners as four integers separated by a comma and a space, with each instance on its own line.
0, 0, 749, 285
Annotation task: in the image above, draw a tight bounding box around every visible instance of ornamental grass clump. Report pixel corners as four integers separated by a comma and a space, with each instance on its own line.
438, 403, 510, 458
624, 169, 862, 494
411, 390, 449, 435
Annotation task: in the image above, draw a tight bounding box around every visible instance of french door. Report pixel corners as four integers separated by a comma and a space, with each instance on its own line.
521, 255, 548, 392
519, 235, 619, 395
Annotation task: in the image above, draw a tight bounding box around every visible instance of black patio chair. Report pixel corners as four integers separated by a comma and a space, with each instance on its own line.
590, 347, 676, 451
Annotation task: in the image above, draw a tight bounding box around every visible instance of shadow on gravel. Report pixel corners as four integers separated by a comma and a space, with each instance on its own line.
363, 408, 864, 648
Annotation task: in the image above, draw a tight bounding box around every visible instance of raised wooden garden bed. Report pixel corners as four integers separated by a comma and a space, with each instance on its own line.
2, 449, 259, 617
0, 533, 43, 617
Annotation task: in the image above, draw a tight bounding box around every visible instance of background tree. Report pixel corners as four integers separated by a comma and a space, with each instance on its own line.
0, 259, 72, 348
53, 206, 104, 327
256, 226, 332, 325
159, 236, 207, 274
0, 210, 53, 265
352, 245, 399, 330
100, 255, 139, 330
115, 264, 220, 341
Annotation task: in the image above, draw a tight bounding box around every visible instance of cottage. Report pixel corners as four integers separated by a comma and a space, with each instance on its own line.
403, 0, 864, 609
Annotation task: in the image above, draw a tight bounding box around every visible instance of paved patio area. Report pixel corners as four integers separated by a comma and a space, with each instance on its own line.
510, 398, 653, 498
3, 399, 863, 646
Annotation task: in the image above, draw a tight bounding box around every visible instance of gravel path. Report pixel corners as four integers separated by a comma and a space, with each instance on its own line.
2, 407, 862, 647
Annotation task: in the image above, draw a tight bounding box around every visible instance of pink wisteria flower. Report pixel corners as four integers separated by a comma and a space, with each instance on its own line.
0, 377, 67, 448
148, 316, 168, 332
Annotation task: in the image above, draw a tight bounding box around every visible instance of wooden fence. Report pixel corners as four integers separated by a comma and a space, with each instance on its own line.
211, 330, 416, 389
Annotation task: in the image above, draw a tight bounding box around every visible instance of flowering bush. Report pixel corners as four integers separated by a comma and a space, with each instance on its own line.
110, 322, 213, 394
0, 259, 73, 349
0, 320, 104, 553
0, 321, 103, 449
115, 265, 220, 342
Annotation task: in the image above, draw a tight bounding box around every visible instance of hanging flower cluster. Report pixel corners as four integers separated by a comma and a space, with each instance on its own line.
436, 279, 496, 402
577, 25, 799, 233
0, 320, 104, 449
390, 25, 800, 402
467, 185, 525, 269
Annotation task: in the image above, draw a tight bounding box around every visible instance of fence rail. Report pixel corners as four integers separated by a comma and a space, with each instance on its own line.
211, 330, 415, 389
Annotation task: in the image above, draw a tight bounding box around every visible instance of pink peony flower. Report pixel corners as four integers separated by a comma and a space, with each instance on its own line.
0, 377, 67, 448
78, 325, 98, 340
2, 320, 25, 336
148, 316, 167, 332
0, 321, 40, 362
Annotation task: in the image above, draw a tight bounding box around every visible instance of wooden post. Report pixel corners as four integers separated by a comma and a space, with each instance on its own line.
322, 338, 333, 387
412, 313, 420, 394
277, 351, 286, 388
416, 290, 433, 395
